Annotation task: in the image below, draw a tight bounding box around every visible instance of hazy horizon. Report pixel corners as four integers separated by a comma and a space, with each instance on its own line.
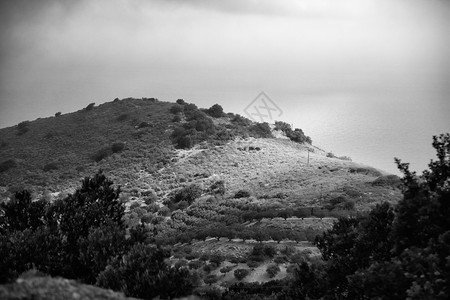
1, 0, 449, 175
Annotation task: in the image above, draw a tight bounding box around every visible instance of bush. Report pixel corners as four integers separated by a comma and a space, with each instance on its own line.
173, 184, 202, 205
0, 159, 17, 173
206, 104, 224, 118
234, 190, 251, 199
111, 142, 126, 153
234, 268, 250, 281
55, 112, 61, 117
274, 256, 288, 264
274, 121, 292, 133
97, 243, 192, 299
246, 260, 260, 268
84, 103, 95, 111
210, 180, 226, 196
176, 99, 185, 105
288, 128, 311, 144
188, 260, 203, 270
266, 264, 280, 278
17, 121, 30, 135
170, 104, 184, 114
92, 147, 112, 162
172, 115, 182, 122
43, 162, 58, 172
249, 123, 272, 138
220, 265, 235, 274
209, 253, 224, 266
116, 113, 128, 121
204, 274, 219, 285
372, 175, 402, 188
349, 167, 382, 177
137, 121, 151, 129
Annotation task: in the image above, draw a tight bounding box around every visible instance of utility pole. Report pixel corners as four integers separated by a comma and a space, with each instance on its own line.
307, 148, 310, 166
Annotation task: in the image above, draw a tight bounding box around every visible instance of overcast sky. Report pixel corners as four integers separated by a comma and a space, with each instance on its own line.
0, 0, 449, 173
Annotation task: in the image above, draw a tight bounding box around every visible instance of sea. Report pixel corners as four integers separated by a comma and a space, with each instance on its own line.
281, 92, 449, 176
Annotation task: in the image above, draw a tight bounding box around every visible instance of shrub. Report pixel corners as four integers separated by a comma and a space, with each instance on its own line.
234, 189, 251, 199
338, 156, 352, 161
84, 103, 95, 111
172, 115, 182, 123
231, 114, 251, 126
176, 99, 185, 105
173, 184, 202, 205
210, 180, 226, 196
251, 244, 276, 258
158, 206, 171, 217
288, 128, 311, 144
234, 268, 250, 281
194, 286, 222, 300
0, 159, 17, 173
97, 243, 193, 299
170, 104, 183, 114
17, 121, 30, 135
246, 260, 260, 268
206, 104, 224, 118
199, 253, 210, 262
92, 147, 112, 162
274, 121, 292, 133
220, 265, 235, 273
274, 256, 288, 264
249, 123, 272, 138
188, 260, 203, 270
55, 112, 61, 117
372, 175, 402, 188
263, 245, 277, 258
137, 121, 151, 129
209, 253, 224, 266
116, 113, 128, 121
266, 264, 280, 278
204, 274, 219, 285
349, 167, 382, 177
143, 190, 158, 205
43, 162, 58, 172
111, 142, 126, 153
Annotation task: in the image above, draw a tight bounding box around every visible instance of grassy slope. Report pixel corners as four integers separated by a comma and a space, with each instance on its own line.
0, 98, 175, 196
159, 137, 401, 210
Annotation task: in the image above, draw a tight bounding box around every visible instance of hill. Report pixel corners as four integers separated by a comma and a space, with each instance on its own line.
0, 97, 401, 210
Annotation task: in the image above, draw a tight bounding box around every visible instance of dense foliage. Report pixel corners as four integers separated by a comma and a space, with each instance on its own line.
0, 171, 192, 299
288, 133, 450, 299
274, 121, 312, 144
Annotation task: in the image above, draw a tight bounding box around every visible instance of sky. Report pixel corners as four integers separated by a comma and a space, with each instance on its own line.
0, 0, 449, 174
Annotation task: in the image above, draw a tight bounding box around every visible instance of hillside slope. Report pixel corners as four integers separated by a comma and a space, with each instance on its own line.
0, 97, 401, 210
157, 138, 401, 210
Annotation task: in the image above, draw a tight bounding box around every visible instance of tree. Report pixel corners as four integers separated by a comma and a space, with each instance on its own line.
234, 268, 250, 281
97, 243, 167, 299
0, 191, 47, 233
266, 264, 280, 278
207, 104, 224, 118
304, 133, 450, 299
173, 184, 202, 205
204, 274, 219, 285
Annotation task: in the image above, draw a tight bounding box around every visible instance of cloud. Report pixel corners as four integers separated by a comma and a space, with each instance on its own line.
0, 0, 449, 128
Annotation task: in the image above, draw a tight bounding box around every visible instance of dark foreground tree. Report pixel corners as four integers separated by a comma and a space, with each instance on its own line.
289, 133, 450, 299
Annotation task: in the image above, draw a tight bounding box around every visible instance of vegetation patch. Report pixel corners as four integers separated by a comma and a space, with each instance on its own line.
0, 159, 17, 173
